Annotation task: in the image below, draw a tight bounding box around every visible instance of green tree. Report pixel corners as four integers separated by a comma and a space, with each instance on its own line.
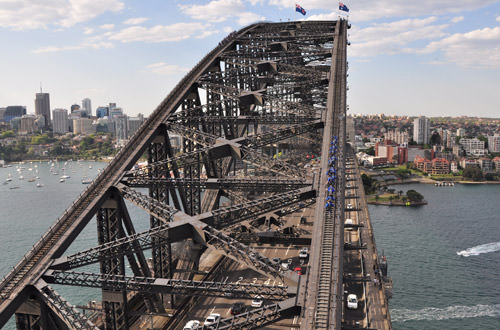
0, 130, 15, 139
406, 189, 424, 202
463, 166, 483, 181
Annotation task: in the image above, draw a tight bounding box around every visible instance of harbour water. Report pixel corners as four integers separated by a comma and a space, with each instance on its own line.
1, 164, 499, 329
369, 183, 500, 329
0, 160, 150, 328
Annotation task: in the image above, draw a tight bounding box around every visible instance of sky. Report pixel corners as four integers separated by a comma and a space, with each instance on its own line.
1, 0, 500, 118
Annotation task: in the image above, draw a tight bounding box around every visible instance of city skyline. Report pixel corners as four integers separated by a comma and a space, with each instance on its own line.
1, 1, 500, 117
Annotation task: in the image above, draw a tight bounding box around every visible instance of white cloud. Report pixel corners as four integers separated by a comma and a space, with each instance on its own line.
349, 17, 449, 57
180, 0, 263, 25
100, 24, 115, 30
108, 23, 215, 43
451, 16, 464, 23
83, 27, 94, 35
236, 12, 265, 25
0, 0, 124, 30
146, 63, 190, 75
269, 0, 499, 21
123, 17, 150, 25
180, 0, 244, 22
32, 41, 113, 54
496, 16, 500, 22
419, 26, 500, 68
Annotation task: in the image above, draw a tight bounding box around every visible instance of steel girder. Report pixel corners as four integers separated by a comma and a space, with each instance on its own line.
37, 283, 98, 330
122, 177, 309, 192
43, 270, 294, 301
96, 195, 128, 330
211, 298, 300, 329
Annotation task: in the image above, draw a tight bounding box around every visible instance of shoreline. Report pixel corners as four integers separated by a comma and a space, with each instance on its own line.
367, 200, 427, 206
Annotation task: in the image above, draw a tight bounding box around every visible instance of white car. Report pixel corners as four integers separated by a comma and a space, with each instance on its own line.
347, 294, 358, 309
183, 320, 201, 330
281, 258, 292, 270
204, 313, 221, 327
346, 203, 353, 210
299, 247, 309, 259
344, 218, 353, 230
251, 295, 264, 308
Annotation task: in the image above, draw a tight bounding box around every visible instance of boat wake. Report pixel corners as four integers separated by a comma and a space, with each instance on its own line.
456, 242, 500, 257
391, 304, 500, 322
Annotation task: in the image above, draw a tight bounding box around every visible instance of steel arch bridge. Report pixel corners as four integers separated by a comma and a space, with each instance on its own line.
0, 20, 349, 329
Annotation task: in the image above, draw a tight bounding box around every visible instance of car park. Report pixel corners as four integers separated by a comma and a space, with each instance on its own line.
251, 295, 263, 308
204, 313, 221, 327
347, 294, 358, 309
183, 320, 201, 329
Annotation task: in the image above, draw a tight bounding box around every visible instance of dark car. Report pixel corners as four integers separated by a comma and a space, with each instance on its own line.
230, 302, 246, 315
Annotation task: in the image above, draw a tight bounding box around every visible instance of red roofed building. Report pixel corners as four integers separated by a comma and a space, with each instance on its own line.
431, 158, 450, 174
414, 156, 450, 174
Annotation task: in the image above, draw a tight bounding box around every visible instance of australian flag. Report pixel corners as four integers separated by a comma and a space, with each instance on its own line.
296, 3, 306, 15
339, 2, 349, 12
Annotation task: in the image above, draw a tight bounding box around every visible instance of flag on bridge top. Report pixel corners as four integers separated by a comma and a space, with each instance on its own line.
295, 3, 307, 16
339, 2, 349, 12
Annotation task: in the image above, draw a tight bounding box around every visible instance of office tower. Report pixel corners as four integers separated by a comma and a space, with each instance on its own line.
53, 108, 69, 134
35, 92, 50, 128
82, 98, 92, 117
3, 106, 26, 122
96, 106, 109, 118
114, 114, 128, 141
71, 104, 80, 113
413, 116, 430, 145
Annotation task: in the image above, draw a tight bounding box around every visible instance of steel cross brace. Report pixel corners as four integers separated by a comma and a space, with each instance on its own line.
115, 185, 301, 281
121, 177, 310, 192
210, 298, 300, 329
42, 270, 295, 300
36, 281, 99, 330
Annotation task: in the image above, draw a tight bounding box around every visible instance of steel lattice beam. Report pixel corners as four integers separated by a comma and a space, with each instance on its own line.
36, 282, 99, 330
43, 271, 295, 300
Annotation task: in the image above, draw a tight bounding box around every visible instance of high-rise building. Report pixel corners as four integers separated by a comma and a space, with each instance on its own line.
19, 115, 37, 134
114, 114, 128, 141
128, 114, 145, 137
96, 106, 109, 118
73, 118, 94, 135
413, 116, 430, 145
35, 92, 50, 128
487, 134, 500, 153
3, 106, 26, 122
71, 104, 81, 113
0, 108, 6, 121
109, 107, 123, 118
384, 129, 409, 145
457, 128, 466, 137
82, 98, 92, 117
53, 108, 69, 134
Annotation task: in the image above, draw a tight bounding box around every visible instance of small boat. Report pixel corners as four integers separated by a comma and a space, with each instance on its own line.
60, 175, 70, 179
9, 186, 20, 189
81, 177, 92, 184
27, 178, 36, 182
89, 165, 93, 169
36, 183, 43, 188
19, 176, 24, 180
59, 178, 65, 183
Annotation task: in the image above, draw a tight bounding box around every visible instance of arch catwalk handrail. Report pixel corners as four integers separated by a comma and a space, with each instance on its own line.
0, 22, 261, 302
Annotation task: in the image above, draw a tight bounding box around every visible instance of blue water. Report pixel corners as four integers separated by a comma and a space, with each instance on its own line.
369, 183, 500, 330
0, 161, 150, 328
